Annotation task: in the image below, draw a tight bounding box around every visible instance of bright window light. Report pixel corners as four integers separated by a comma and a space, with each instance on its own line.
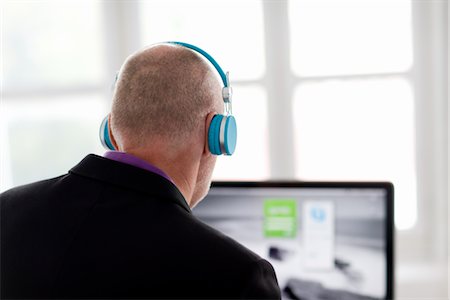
293, 78, 416, 229
289, 0, 413, 76
0, 95, 107, 192
139, 0, 265, 81
213, 85, 269, 180
3, 1, 104, 91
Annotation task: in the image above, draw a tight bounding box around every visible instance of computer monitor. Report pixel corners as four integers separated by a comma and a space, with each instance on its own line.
194, 182, 394, 300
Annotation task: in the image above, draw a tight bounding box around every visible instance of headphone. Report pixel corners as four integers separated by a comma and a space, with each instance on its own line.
99, 41, 237, 156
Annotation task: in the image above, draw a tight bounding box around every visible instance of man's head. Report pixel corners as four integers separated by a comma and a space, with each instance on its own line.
109, 44, 224, 206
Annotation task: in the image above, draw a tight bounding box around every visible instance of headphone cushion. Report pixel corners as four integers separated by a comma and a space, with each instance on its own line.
224, 116, 237, 155
100, 116, 116, 150
208, 115, 223, 155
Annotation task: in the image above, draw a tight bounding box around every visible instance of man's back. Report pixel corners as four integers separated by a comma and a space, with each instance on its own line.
1, 154, 280, 299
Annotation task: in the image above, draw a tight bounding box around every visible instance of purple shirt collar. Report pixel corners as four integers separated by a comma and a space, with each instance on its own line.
103, 151, 173, 183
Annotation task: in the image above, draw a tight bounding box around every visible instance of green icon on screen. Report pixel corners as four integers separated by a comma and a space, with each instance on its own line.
264, 199, 297, 238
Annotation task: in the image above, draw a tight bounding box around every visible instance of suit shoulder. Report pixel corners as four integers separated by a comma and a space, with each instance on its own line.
242, 259, 281, 299
183, 214, 281, 298
1, 174, 68, 200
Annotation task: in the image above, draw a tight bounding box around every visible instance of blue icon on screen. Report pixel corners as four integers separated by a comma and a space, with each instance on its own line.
311, 207, 326, 223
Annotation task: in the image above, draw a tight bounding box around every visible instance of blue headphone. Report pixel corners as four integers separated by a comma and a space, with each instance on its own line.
99, 41, 237, 156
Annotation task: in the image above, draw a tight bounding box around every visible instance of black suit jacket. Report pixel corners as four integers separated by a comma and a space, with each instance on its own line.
1, 154, 280, 299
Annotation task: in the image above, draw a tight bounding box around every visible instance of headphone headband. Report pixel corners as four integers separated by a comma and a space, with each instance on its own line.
167, 41, 228, 87
167, 41, 232, 114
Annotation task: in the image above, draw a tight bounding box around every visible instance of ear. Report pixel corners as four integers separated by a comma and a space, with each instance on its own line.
108, 114, 119, 150
204, 112, 217, 155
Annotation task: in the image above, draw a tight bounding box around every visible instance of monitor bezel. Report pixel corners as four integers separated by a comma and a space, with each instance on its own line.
209, 181, 394, 300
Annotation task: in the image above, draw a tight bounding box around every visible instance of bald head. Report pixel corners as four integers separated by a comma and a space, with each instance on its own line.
110, 44, 223, 150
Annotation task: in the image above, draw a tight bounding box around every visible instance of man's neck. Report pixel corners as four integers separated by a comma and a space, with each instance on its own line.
124, 148, 200, 208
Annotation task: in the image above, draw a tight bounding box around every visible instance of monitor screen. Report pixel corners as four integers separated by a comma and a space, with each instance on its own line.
193, 182, 394, 300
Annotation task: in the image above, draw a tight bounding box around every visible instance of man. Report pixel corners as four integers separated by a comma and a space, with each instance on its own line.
0, 43, 281, 299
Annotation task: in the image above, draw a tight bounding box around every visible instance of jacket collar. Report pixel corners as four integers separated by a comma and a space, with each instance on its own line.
69, 154, 191, 213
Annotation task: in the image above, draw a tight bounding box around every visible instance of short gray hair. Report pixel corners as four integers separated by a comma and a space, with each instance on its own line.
110, 44, 221, 148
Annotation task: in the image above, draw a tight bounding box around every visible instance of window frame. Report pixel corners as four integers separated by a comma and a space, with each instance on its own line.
261, 0, 448, 274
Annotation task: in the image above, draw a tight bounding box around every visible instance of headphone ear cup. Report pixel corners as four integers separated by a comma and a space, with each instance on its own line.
208, 115, 223, 155
223, 115, 237, 155
99, 115, 116, 150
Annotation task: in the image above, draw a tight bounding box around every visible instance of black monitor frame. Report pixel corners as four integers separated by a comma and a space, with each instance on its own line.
210, 181, 395, 300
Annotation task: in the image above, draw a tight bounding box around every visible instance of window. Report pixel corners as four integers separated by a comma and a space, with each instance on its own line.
288, 0, 415, 229
3, 1, 104, 90
289, 0, 413, 76
1, 95, 105, 186
139, 0, 265, 81
1, 0, 418, 229
1, 1, 107, 191
293, 79, 416, 229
